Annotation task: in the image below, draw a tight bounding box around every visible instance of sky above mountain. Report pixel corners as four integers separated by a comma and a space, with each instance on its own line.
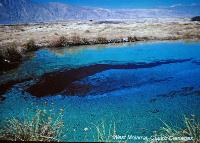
33, 0, 200, 9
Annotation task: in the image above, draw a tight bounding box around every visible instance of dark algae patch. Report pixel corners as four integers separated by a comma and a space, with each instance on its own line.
0, 95, 6, 101
157, 86, 200, 98
0, 78, 32, 95
26, 59, 191, 97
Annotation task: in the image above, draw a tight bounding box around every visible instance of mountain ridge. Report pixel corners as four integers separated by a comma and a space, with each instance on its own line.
0, 0, 200, 24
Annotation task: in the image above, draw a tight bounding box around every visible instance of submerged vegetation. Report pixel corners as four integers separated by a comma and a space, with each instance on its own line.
0, 109, 65, 142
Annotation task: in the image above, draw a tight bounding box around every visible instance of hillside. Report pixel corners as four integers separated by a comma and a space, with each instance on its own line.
1, 0, 200, 24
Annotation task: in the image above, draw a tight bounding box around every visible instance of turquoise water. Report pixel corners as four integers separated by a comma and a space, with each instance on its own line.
0, 41, 200, 142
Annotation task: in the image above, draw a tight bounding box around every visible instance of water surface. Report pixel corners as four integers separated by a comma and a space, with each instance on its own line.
0, 41, 200, 142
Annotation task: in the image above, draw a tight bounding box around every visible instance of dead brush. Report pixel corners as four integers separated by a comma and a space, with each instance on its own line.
24, 39, 38, 52
127, 36, 138, 42
1, 42, 23, 63
0, 42, 23, 71
81, 38, 90, 45
71, 35, 81, 45
50, 36, 68, 47
0, 109, 65, 142
96, 37, 108, 44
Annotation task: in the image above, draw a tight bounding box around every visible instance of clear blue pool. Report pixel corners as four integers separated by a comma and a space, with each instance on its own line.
0, 41, 200, 142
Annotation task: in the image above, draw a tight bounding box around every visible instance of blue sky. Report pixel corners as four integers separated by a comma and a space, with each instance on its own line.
33, 0, 200, 9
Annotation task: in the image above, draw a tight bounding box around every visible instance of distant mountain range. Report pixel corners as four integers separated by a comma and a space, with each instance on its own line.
0, 0, 200, 24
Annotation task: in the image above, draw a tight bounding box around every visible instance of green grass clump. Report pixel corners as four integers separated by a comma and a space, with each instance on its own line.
0, 109, 65, 142
151, 115, 200, 143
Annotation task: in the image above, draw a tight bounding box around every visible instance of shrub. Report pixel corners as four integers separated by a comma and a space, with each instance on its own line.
0, 42, 23, 71
81, 38, 90, 45
0, 109, 65, 142
3, 42, 22, 63
85, 30, 90, 33
24, 39, 38, 51
71, 35, 81, 45
128, 36, 138, 42
96, 37, 108, 44
51, 36, 68, 47
191, 16, 200, 21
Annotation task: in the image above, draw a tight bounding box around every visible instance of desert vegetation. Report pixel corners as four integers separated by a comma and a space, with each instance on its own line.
0, 42, 23, 72
0, 19, 199, 55
0, 109, 65, 142
24, 39, 38, 51
0, 19, 199, 51
50, 36, 68, 47
1, 110, 199, 142
92, 121, 118, 142
96, 37, 108, 44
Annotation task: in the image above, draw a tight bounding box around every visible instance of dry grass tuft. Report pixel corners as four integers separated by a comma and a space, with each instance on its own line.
0, 109, 65, 142
50, 36, 68, 47
91, 121, 121, 142
71, 35, 81, 45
